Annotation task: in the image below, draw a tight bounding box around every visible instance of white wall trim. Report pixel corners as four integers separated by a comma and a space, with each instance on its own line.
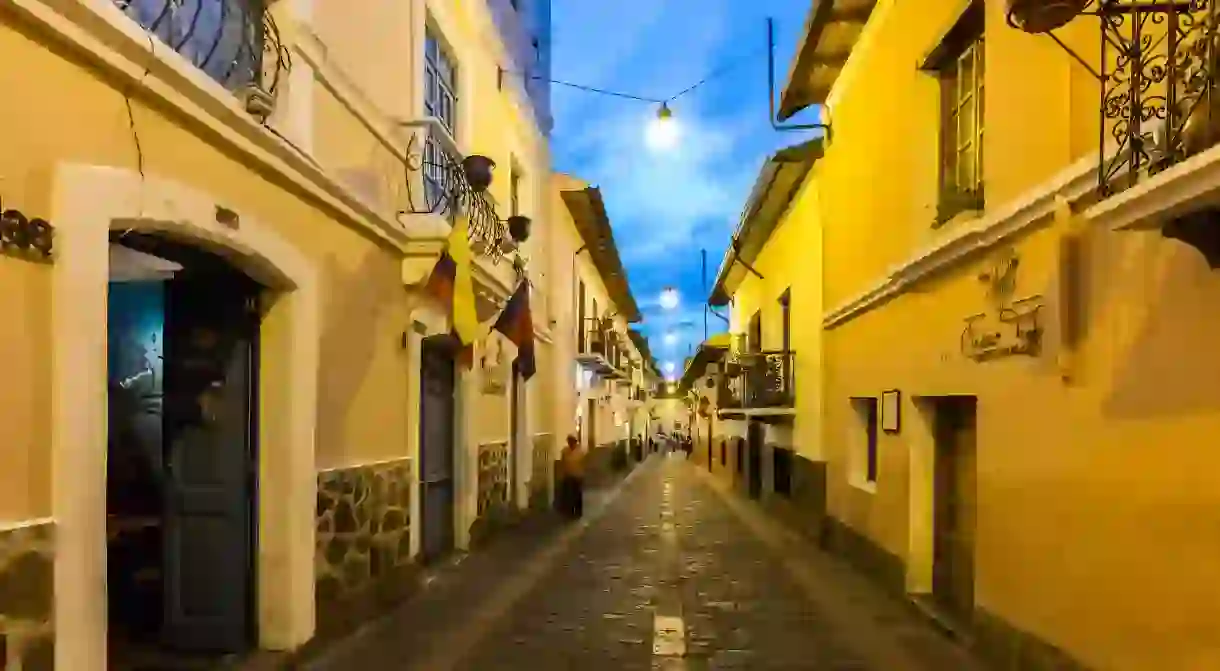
1085, 138, 1220, 232
0, 517, 56, 532
316, 455, 411, 474
823, 154, 1098, 329
17, 0, 411, 251
50, 163, 320, 670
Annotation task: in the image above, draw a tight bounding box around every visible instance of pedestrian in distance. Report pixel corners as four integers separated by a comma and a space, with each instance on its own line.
559, 433, 586, 518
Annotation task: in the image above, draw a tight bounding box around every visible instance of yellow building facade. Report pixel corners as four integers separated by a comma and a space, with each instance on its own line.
0, 0, 561, 667
705, 140, 827, 537
547, 173, 653, 476
771, 0, 1220, 669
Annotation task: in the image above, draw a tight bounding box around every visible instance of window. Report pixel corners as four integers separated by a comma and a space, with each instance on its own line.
748, 312, 762, 352
779, 289, 791, 353
510, 163, 522, 217
850, 397, 879, 489
577, 280, 586, 352
929, 2, 985, 223
424, 29, 459, 210
424, 31, 458, 133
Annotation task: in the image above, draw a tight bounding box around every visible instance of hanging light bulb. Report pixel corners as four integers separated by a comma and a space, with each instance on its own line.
646, 102, 680, 151
659, 286, 680, 310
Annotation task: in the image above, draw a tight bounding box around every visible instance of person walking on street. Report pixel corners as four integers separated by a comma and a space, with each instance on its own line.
559, 434, 586, 518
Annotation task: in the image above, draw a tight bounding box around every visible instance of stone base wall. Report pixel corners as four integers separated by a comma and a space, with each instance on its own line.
821, 516, 906, 595
529, 433, 554, 510
314, 459, 414, 640
0, 522, 54, 671
972, 606, 1096, 671
759, 449, 827, 545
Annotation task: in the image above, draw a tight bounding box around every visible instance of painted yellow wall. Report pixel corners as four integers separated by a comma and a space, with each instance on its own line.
0, 7, 411, 506
0, 258, 51, 520
308, 0, 555, 452
727, 176, 824, 461
809, 1, 1220, 669
546, 173, 643, 449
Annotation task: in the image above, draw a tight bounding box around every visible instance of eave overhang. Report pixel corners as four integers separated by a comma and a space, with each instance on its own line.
777, 0, 877, 121
677, 334, 731, 392
709, 139, 824, 307
560, 186, 643, 323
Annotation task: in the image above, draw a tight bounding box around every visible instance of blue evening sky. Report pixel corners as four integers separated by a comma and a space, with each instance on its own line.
549, 0, 820, 378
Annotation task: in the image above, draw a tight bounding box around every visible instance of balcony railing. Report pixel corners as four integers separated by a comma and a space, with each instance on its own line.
114, 0, 291, 120
719, 350, 795, 411
399, 119, 511, 262
577, 319, 627, 377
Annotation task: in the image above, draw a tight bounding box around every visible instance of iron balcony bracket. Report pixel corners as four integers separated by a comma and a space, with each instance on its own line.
1009, 0, 1220, 196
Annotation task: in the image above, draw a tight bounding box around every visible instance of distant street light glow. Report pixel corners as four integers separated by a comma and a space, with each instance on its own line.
663, 361, 677, 375
663, 332, 678, 346
659, 287, 680, 311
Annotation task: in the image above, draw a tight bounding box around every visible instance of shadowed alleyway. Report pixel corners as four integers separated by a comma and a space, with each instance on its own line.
305, 455, 985, 670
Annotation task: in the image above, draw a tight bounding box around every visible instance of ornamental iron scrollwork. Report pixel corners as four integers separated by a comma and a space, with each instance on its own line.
113, 0, 291, 121
1008, 0, 1220, 195
402, 131, 510, 263
0, 200, 54, 259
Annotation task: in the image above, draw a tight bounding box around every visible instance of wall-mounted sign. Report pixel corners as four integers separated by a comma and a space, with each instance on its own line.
480, 336, 510, 395
961, 247, 1044, 362
0, 200, 54, 259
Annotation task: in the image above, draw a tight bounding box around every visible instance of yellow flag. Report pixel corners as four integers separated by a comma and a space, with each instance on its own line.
449, 214, 480, 345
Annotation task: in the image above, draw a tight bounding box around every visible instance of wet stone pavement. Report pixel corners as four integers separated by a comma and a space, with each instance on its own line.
307, 455, 985, 671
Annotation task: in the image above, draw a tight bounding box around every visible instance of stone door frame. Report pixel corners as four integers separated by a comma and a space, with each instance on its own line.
49, 164, 320, 670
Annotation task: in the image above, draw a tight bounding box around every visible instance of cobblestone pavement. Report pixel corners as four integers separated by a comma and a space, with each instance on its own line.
307, 455, 985, 671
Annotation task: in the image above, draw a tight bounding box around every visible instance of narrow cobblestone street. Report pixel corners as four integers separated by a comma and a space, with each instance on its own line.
307, 455, 985, 671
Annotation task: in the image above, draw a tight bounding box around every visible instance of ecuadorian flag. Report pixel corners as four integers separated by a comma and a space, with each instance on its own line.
493, 279, 536, 380
423, 214, 481, 348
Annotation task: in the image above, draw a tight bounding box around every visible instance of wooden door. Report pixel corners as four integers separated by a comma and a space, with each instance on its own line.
510, 365, 521, 507
161, 275, 258, 652
419, 336, 457, 562
932, 397, 978, 621
747, 422, 763, 499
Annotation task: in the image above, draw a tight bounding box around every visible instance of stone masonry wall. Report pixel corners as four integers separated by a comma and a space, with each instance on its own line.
0, 522, 54, 671
315, 459, 412, 607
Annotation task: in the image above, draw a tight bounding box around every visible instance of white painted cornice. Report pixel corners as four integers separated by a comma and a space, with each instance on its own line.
823, 154, 1098, 329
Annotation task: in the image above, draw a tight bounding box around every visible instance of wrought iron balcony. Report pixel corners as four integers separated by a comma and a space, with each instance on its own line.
113, 0, 291, 121
718, 350, 795, 415
399, 119, 511, 262
577, 319, 627, 378
1004, 0, 1220, 196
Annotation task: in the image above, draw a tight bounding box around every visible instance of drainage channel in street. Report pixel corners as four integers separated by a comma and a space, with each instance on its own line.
652, 474, 688, 665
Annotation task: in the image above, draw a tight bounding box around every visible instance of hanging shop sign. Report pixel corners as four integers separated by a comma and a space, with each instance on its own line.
0, 198, 53, 259
961, 247, 1044, 362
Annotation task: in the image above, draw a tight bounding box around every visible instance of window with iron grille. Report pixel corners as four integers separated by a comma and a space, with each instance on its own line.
119, 0, 265, 92
930, 2, 985, 224
424, 29, 459, 211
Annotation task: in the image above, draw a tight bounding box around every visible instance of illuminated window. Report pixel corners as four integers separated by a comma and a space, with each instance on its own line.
929, 2, 985, 224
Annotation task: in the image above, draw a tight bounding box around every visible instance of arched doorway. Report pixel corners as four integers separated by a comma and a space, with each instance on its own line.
106, 232, 263, 664
50, 165, 320, 670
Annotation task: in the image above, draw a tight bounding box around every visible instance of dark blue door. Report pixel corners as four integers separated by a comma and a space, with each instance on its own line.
161, 274, 258, 652
419, 336, 456, 562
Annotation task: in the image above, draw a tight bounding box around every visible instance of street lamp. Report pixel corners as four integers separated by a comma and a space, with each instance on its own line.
659, 286, 680, 311
663, 361, 677, 376
646, 102, 680, 152
663, 331, 678, 346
